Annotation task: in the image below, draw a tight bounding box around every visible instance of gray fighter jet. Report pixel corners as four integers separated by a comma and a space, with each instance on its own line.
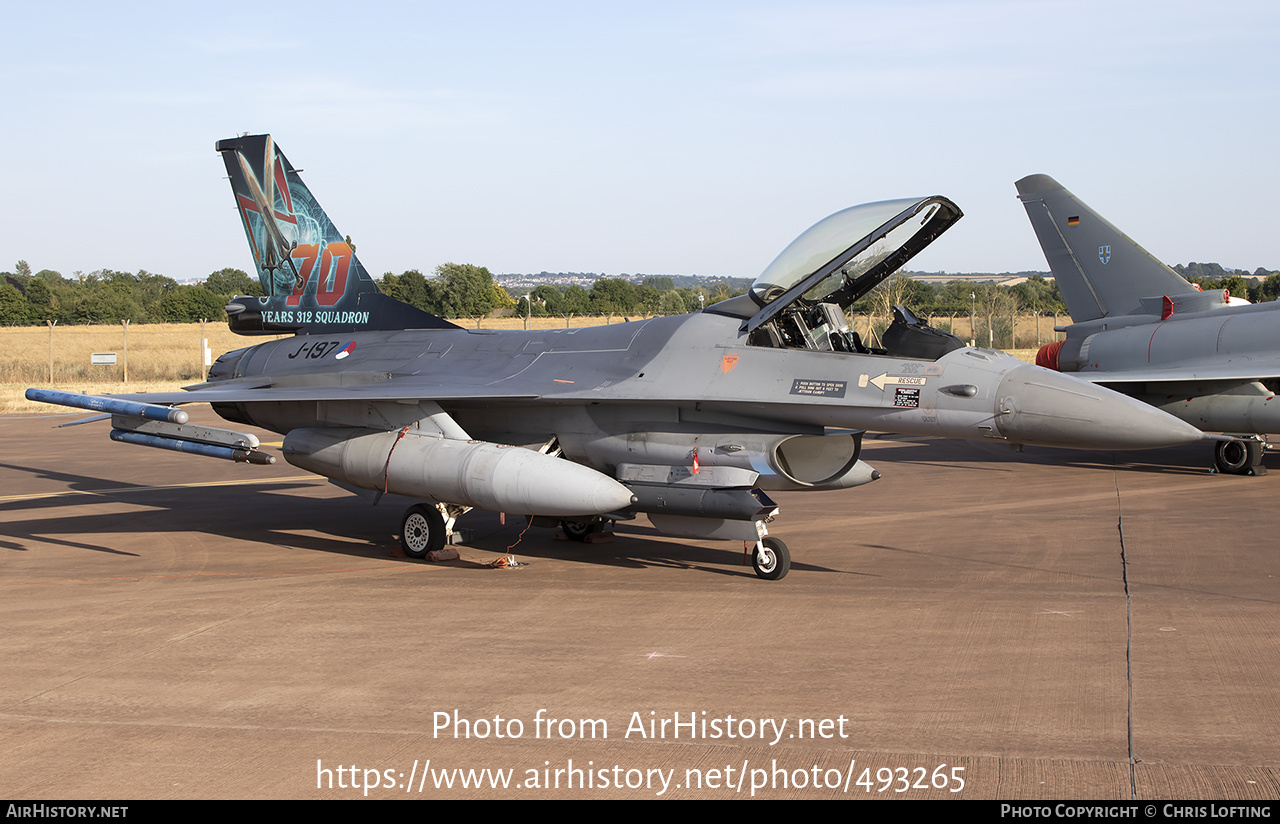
1016, 174, 1277, 476
26, 137, 1205, 580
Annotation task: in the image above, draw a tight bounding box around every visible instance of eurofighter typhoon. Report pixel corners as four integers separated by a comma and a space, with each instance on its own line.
27, 137, 1205, 580
1017, 174, 1277, 476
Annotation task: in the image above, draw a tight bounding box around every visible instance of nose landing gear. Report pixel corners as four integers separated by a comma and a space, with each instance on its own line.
751, 537, 790, 580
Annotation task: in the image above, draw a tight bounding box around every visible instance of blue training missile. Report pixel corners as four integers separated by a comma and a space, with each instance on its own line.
109, 429, 274, 464
26, 388, 189, 424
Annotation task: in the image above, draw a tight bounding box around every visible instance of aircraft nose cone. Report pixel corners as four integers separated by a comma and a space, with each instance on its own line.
995, 365, 1205, 449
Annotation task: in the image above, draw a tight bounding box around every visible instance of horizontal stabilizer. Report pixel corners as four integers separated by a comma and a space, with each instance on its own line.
98, 381, 542, 406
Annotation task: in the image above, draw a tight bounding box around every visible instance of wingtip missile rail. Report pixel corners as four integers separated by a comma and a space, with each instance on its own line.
26, 388, 190, 424
28, 388, 275, 465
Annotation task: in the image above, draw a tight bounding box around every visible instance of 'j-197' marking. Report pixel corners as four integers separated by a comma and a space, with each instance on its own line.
288, 340, 341, 359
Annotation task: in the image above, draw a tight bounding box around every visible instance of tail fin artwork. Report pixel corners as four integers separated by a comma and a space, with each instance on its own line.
1014, 174, 1196, 322
216, 134, 458, 335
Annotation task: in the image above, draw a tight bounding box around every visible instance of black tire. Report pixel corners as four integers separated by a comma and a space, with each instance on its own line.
1215, 439, 1262, 475
402, 504, 446, 559
560, 519, 601, 541
753, 537, 791, 581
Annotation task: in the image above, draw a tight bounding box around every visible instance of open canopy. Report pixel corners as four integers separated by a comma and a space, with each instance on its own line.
745, 196, 962, 333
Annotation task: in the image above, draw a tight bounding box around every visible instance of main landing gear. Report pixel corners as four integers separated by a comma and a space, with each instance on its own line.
400, 504, 446, 558
560, 518, 605, 541
400, 502, 471, 558
1214, 438, 1266, 476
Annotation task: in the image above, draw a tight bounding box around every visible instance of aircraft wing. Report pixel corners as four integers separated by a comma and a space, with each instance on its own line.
104, 382, 541, 405
1073, 362, 1280, 384
26, 378, 544, 466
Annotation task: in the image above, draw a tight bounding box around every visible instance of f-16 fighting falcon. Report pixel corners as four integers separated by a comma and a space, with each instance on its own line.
1016, 174, 1276, 476
26, 137, 1205, 580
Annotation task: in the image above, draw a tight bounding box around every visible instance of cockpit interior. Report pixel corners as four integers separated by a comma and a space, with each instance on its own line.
707, 196, 967, 361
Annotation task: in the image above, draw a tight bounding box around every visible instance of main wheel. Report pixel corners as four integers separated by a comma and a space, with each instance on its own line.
560, 519, 602, 541
752, 537, 791, 581
1215, 439, 1263, 475
401, 504, 447, 559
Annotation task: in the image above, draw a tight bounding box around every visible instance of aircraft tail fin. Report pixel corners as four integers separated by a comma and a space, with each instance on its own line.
216, 134, 459, 335
1014, 174, 1193, 322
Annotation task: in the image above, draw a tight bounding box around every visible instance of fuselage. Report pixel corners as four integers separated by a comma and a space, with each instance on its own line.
205, 309, 1203, 458
1056, 300, 1280, 375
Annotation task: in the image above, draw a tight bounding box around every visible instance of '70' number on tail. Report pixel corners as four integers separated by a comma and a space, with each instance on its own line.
286, 241, 352, 307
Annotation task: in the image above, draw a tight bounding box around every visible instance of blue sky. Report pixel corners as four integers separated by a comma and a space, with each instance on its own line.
3, 1, 1278, 282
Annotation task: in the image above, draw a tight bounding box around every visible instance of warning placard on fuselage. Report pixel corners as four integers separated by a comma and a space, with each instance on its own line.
893, 387, 921, 408
790, 379, 848, 398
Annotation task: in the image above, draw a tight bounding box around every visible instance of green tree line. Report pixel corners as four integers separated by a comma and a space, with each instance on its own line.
0, 262, 262, 326
5, 256, 1279, 327
850, 274, 1069, 318
378, 263, 517, 320
379, 268, 755, 319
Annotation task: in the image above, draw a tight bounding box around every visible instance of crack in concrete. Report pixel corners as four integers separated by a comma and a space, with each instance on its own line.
1114, 463, 1137, 800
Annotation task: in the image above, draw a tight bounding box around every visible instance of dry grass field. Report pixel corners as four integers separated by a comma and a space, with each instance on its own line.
2, 317, 1048, 415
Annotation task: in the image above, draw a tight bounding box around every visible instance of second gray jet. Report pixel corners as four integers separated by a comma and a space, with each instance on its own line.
1017, 173, 1279, 475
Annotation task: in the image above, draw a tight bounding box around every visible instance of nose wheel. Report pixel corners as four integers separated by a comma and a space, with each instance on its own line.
752, 537, 790, 580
